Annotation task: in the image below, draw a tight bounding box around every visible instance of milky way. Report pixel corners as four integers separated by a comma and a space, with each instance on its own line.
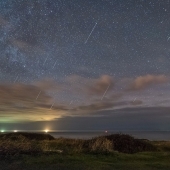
0, 0, 170, 131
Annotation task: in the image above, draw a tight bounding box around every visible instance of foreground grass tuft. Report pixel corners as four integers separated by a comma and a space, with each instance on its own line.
85, 136, 113, 153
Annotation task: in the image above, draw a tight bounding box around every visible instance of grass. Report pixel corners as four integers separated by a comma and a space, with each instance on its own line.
1, 152, 170, 170
0, 132, 170, 170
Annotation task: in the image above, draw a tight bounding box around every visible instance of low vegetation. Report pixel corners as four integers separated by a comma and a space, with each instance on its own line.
104, 134, 156, 153
0, 133, 170, 170
0, 132, 157, 155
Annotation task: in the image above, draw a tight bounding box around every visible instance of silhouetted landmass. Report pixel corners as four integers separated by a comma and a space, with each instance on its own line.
0, 132, 55, 141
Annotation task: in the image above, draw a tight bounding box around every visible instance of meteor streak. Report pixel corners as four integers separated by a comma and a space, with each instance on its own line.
133, 98, 136, 102
84, 22, 97, 44
101, 84, 110, 100
43, 56, 49, 65
14, 75, 19, 83
36, 91, 41, 100
50, 102, 55, 110
52, 60, 57, 69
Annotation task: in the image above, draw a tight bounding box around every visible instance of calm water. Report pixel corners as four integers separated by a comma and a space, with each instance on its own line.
49, 131, 170, 141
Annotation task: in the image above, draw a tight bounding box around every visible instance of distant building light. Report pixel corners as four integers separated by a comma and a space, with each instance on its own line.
1, 130, 4, 133
14, 130, 18, 132
45, 129, 49, 133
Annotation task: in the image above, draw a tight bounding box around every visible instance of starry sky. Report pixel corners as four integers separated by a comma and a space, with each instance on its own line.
0, 0, 170, 131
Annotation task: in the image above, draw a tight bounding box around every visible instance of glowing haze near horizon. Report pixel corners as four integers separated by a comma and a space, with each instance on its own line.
0, 0, 170, 131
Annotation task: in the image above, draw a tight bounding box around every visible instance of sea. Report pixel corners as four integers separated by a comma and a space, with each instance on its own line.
48, 131, 170, 141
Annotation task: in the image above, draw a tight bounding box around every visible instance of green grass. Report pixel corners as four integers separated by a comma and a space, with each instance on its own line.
1, 152, 170, 170
0, 133, 170, 170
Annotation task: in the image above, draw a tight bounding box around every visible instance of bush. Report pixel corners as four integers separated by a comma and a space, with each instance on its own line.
40, 138, 85, 153
0, 140, 42, 155
86, 137, 113, 153
105, 134, 156, 153
0, 132, 53, 155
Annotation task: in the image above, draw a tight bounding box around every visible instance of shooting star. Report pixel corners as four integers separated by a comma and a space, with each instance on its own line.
69, 100, 73, 105
36, 91, 41, 100
101, 84, 110, 100
52, 60, 57, 69
43, 56, 49, 65
14, 75, 19, 83
133, 98, 136, 102
50, 102, 55, 110
84, 22, 97, 44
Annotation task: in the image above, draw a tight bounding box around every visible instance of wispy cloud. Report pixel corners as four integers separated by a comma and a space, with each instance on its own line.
66, 74, 114, 96
127, 74, 168, 91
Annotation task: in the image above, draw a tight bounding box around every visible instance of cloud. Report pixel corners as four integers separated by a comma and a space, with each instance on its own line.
77, 101, 114, 111
76, 100, 133, 112
0, 83, 50, 105
0, 83, 68, 122
127, 74, 168, 91
0, 74, 167, 123
108, 93, 124, 101
87, 75, 114, 95
67, 75, 114, 96
34, 78, 60, 91
0, 76, 117, 123
130, 100, 143, 105
4, 106, 170, 131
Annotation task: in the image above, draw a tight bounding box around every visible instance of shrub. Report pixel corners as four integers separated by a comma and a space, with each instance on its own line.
105, 134, 156, 153
40, 138, 85, 153
85, 137, 113, 153
0, 140, 42, 155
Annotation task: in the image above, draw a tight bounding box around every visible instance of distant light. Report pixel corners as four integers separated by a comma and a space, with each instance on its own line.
105, 130, 108, 133
14, 130, 18, 133
45, 129, 49, 133
1, 130, 4, 133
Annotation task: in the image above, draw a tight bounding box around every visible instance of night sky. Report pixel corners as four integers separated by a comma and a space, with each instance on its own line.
0, 0, 170, 131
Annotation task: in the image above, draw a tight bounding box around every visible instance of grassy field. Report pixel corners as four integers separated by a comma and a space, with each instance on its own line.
0, 133, 170, 170
1, 151, 170, 170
